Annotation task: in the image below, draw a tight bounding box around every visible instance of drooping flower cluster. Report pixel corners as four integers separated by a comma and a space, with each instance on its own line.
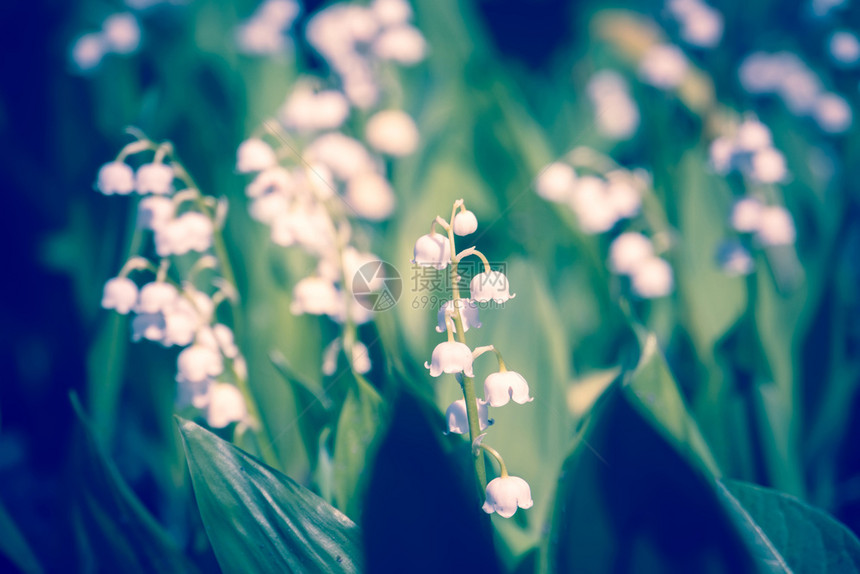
535, 148, 674, 299
413, 199, 534, 519
238, 0, 424, 377
709, 117, 788, 184
70, 12, 141, 73
234, 0, 301, 56
97, 134, 250, 430
738, 51, 852, 134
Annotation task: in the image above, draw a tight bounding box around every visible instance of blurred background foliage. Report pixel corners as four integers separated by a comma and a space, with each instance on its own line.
4, 0, 860, 572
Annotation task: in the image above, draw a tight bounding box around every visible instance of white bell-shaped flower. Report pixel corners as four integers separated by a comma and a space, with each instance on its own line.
290, 277, 340, 316
102, 13, 140, 55
135, 163, 174, 195
372, 25, 427, 64
436, 299, 481, 333
371, 0, 413, 26
305, 133, 376, 181
327, 291, 376, 325
162, 291, 214, 347
154, 212, 214, 257
177, 344, 224, 384
730, 198, 764, 233
756, 206, 796, 246
249, 191, 290, 224
197, 324, 239, 359
470, 270, 515, 303
137, 196, 175, 231
750, 148, 787, 184
813, 93, 852, 134
638, 44, 689, 89
322, 338, 372, 376
535, 162, 576, 203
605, 178, 641, 219
445, 398, 490, 435
175, 374, 212, 410
709, 137, 735, 174
715, 241, 755, 276
97, 161, 135, 195
236, 138, 277, 173
453, 210, 478, 236
412, 233, 451, 269
206, 383, 248, 428
735, 119, 772, 151
101, 277, 138, 314
425, 341, 474, 377
609, 232, 653, 275
482, 475, 534, 518
280, 84, 350, 133
630, 256, 674, 298
568, 176, 620, 234
71, 33, 106, 72
345, 172, 397, 221
136, 282, 179, 314
364, 110, 420, 156
234, 18, 287, 56
483, 370, 533, 407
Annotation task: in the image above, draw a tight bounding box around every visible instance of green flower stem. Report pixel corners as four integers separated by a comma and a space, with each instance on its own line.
478, 443, 508, 477
447, 200, 487, 491
230, 363, 279, 468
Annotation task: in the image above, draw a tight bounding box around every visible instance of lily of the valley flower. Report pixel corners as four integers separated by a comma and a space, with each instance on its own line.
136, 281, 179, 314
425, 341, 474, 377
177, 344, 223, 384
482, 475, 534, 518
446, 398, 490, 435
205, 383, 248, 428
453, 209, 478, 236
97, 161, 135, 195
236, 138, 277, 173
101, 277, 138, 314
470, 270, 515, 303
436, 299, 481, 333
483, 370, 533, 407
135, 163, 174, 195
412, 232, 451, 269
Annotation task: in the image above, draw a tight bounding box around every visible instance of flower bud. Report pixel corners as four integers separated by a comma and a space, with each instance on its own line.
453, 210, 478, 236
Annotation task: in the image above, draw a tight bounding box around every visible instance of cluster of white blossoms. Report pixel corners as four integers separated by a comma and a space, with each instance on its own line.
71, 12, 141, 73
713, 197, 796, 277
638, 43, 690, 90
739, 51, 852, 134
306, 0, 427, 109
234, 0, 301, 56
586, 70, 640, 141
536, 150, 674, 299
708, 118, 788, 184
665, 0, 724, 48
97, 135, 249, 430
413, 199, 534, 519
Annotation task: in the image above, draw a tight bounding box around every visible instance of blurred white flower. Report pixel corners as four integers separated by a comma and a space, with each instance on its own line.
813, 93, 852, 134
735, 119, 772, 152
609, 232, 653, 275
436, 299, 482, 333
205, 383, 247, 428
279, 84, 350, 133
97, 162, 135, 195
425, 341, 474, 377
365, 110, 420, 156
102, 13, 141, 55
290, 277, 340, 315
235, 18, 289, 56
482, 476, 533, 518
470, 270, 515, 303
371, 0, 413, 26
638, 44, 688, 89
756, 206, 796, 246
322, 338, 372, 376
154, 212, 214, 256
246, 166, 294, 199
730, 198, 764, 233
709, 137, 734, 174
135, 163, 174, 195
678, 5, 723, 48
132, 312, 166, 342
750, 148, 787, 183
236, 139, 277, 173
829, 31, 860, 65
177, 344, 223, 384
446, 398, 489, 434
197, 324, 239, 359
162, 292, 214, 347
345, 172, 397, 221
373, 25, 427, 64
587, 71, 640, 140
630, 256, 674, 298
535, 162, 576, 203
569, 176, 619, 234
71, 33, 106, 72
605, 178, 641, 219
306, 133, 376, 181
101, 277, 138, 314
249, 191, 290, 224
136, 281, 179, 314
412, 232, 451, 269
453, 209, 478, 236
483, 370, 532, 407
257, 0, 301, 28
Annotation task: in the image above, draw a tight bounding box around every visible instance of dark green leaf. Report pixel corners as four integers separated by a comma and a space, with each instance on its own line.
719, 480, 860, 573
176, 417, 363, 573
0, 499, 42, 574
70, 394, 194, 574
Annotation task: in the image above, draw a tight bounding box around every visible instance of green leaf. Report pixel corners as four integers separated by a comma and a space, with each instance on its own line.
332, 378, 386, 519
176, 417, 363, 573
0, 499, 42, 574
546, 383, 762, 573
70, 394, 195, 574
719, 480, 860, 573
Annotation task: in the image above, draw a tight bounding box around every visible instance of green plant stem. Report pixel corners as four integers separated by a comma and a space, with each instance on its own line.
447, 202, 487, 491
